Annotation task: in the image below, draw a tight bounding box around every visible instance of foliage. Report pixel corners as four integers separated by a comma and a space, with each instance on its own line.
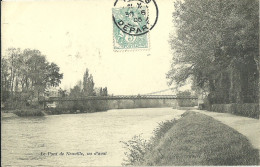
101, 87, 108, 96
54, 68, 109, 113
58, 88, 68, 97
83, 69, 95, 96
121, 134, 149, 166
1, 48, 63, 109
151, 119, 178, 143
211, 103, 259, 119
167, 0, 259, 105
13, 109, 45, 117
121, 119, 178, 166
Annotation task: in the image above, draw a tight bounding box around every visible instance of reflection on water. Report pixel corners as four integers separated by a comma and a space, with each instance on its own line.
1, 108, 184, 166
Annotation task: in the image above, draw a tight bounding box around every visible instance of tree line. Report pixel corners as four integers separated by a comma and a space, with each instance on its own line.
1, 48, 109, 112
55, 68, 109, 113
68, 68, 108, 98
167, 0, 259, 106
1, 48, 63, 109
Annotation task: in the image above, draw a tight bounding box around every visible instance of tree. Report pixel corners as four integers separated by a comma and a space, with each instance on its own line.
82, 68, 95, 96
25, 49, 63, 100
167, 0, 259, 104
69, 82, 83, 111
2, 48, 63, 108
1, 58, 10, 102
58, 88, 67, 97
83, 69, 89, 95
87, 75, 95, 96
102, 87, 108, 96
70, 83, 82, 98
6, 48, 22, 101
46, 63, 63, 87
99, 87, 103, 96
65, 69, 108, 112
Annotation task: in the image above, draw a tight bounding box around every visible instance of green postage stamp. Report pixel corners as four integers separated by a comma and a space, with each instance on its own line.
112, 0, 158, 51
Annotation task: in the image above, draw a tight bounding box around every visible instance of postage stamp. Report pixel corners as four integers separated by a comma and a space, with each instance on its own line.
113, 23, 149, 50
112, 0, 158, 50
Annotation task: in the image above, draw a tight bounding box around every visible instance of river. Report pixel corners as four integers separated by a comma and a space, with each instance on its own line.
1, 108, 185, 166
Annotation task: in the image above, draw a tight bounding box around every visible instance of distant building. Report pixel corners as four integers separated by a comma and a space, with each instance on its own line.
44, 87, 59, 109
45, 87, 59, 98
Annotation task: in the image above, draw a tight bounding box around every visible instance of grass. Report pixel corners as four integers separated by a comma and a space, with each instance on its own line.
122, 111, 259, 166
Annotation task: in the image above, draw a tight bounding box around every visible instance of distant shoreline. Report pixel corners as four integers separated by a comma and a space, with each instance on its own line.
2, 106, 185, 117
1, 108, 106, 117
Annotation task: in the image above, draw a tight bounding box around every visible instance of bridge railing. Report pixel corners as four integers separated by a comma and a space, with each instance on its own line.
40, 95, 198, 102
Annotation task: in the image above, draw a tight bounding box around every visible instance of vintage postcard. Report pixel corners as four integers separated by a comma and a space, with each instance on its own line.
1, 0, 259, 166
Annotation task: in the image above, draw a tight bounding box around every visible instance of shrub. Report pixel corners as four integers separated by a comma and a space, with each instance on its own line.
152, 119, 178, 142
121, 134, 149, 166
121, 119, 179, 166
211, 103, 259, 119
14, 109, 45, 117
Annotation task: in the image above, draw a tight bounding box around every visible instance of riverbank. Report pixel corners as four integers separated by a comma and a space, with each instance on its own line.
2, 108, 105, 117
2, 109, 49, 117
123, 111, 259, 165
2, 109, 45, 117
5, 105, 179, 117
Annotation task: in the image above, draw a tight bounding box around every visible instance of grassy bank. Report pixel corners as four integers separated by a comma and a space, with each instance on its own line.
122, 111, 259, 166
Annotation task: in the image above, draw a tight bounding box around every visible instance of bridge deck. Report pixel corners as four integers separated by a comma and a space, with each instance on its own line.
40, 95, 198, 102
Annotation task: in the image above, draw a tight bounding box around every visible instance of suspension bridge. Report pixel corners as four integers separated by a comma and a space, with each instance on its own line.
40, 87, 198, 103
41, 95, 197, 102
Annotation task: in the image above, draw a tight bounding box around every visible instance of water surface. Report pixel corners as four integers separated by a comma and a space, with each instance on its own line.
1, 108, 184, 166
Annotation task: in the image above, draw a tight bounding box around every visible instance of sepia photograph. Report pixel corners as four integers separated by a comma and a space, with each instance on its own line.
1, 0, 259, 166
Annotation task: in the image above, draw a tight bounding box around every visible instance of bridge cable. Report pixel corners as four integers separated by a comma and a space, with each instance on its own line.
142, 87, 176, 95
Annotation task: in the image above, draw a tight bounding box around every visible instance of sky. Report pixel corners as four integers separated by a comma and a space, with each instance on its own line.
2, 0, 186, 95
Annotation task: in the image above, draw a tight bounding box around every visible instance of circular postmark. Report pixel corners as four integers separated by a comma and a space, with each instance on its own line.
112, 0, 158, 36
